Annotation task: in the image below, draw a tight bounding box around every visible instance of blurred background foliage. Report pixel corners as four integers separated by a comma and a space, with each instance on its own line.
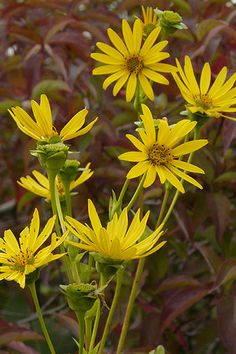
1, 0, 236, 353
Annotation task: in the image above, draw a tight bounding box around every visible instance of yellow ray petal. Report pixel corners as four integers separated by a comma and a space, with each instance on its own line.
200, 63, 211, 95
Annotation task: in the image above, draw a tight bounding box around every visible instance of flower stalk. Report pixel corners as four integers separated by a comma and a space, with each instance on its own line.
28, 282, 56, 354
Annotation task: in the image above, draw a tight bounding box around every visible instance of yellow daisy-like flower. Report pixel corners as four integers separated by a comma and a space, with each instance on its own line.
18, 163, 93, 200
65, 199, 166, 261
139, 6, 158, 36
119, 104, 208, 193
0, 209, 67, 288
91, 19, 176, 102
173, 56, 236, 121
8, 94, 98, 141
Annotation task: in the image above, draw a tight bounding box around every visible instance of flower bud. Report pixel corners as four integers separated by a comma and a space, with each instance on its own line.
31, 142, 69, 172
59, 160, 80, 184
155, 9, 187, 37
60, 283, 97, 313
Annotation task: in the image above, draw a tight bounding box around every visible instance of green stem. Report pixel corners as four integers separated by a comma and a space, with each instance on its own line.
155, 187, 170, 228
116, 179, 130, 210
63, 181, 72, 217
116, 258, 145, 354
85, 318, 92, 351
126, 174, 146, 212
98, 267, 125, 354
47, 169, 73, 282
28, 282, 56, 354
88, 300, 101, 354
47, 169, 61, 236
77, 312, 85, 354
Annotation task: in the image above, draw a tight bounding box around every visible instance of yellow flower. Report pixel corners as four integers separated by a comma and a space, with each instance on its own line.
8, 94, 98, 141
119, 104, 208, 193
0, 209, 67, 288
65, 200, 166, 261
18, 163, 93, 200
91, 19, 176, 102
173, 56, 236, 121
139, 6, 158, 37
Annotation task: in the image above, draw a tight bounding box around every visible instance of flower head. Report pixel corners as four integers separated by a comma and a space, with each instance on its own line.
65, 200, 166, 261
119, 104, 208, 193
0, 209, 67, 288
91, 19, 176, 102
18, 163, 93, 200
8, 94, 97, 142
173, 56, 236, 121
139, 6, 158, 37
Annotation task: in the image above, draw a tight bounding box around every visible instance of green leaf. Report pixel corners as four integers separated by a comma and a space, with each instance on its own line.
214, 172, 236, 184
0, 100, 21, 113
32, 80, 71, 99
149, 345, 165, 354
196, 19, 224, 41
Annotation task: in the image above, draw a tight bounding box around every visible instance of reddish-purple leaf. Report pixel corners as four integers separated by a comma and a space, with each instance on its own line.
217, 288, 236, 354
159, 285, 209, 333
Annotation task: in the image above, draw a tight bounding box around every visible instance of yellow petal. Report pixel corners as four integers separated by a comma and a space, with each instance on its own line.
140, 104, 156, 142
162, 166, 185, 193
138, 72, 154, 101
88, 200, 102, 235
142, 68, 169, 85
91, 53, 122, 65
171, 159, 205, 174
92, 65, 122, 75
126, 73, 137, 102
170, 166, 203, 189
119, 151, 147, 162
208, 66, 227, 97
103, 70, 126, 90
113, 72, 129, 96
107, 28, 129, 56
200, 63, 211, 95
126, 134, 145, 151
96, 42, 124, 60
140, 26, 161, 56
143, 165, 157, 187
172, 139, 208, 156
126, 161, 150, 179
184, 56, 200, 95
122, 19, 134, 53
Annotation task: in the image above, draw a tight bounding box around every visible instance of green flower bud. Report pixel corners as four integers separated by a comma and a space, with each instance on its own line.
59, 160, 80, 184
31, 142, 69, 172
155, 9, 187, 36
60, 283, 97, 313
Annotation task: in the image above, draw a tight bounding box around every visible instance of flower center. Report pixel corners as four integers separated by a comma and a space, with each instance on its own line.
10, 251, 34, 273
126, 56, 143, 74
148, 143, 172, 165
195, 94, 213, 110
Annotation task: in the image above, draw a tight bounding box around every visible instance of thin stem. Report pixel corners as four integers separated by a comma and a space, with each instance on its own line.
85, 317, 92, 351
28, 282, 56, 354
115, 179, 130, 210
76, 312, 85, 354
88, 300, 101, 354
98, 267, 125, 354
155, 187, 170, 228
116, 258, 145, 354
126, 174, 146, 212
47, 170, 61, 237
47, 169, 73, 282
63, 181, 72, 217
